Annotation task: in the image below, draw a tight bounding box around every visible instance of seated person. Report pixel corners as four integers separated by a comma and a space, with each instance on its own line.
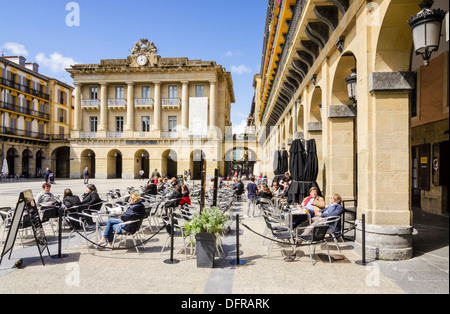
156, 177, 165, 192
35, 183, 56, 209
179, 185, 191, 207
98, 191, 146, 248
143, 182, 157, 196
300, 187, 325, 216
63, 188, 81, 210
280, 180, 291, 199
298, 193, 344, 236
257, 184, 273, 200
81, 184, 101, 206
233, 178, 244, 197
271, 182, 282, 197
282, 172, 292, 184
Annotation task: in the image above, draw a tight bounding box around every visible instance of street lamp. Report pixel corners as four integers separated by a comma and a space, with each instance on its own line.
408, 0, 446, 66
345, 68, 357, 105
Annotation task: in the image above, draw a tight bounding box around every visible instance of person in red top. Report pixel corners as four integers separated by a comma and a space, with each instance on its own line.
179, 185, 191, 206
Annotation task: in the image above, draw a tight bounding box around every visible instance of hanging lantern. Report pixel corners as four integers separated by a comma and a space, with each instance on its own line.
345, 68, 357, 105
408, 0, 446, 66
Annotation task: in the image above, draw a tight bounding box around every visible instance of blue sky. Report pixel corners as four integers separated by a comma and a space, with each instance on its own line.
0, 0, 268, 133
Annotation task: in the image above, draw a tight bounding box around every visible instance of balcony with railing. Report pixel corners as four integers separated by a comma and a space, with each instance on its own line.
134, 98, 154, 109
161, 131, 179, 139
0, 77, 50, 101
0, 126, 49, 141
0, 100, 50, 120
81, 99, 100, 110
162, 98, 181, 110
108, 99, 127, 109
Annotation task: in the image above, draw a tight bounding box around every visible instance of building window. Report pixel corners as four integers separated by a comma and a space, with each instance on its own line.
38, 123, 44, 139
60, 90, 66, 105
58, 108, 66, 124
90, 116, 98, 132
142, 86, 151, 99
25, 120, 32, 137
90, 87, 98, 100
168, 116, 177, 132
168, 85, 177, 99
196, 85, 204, 97
116, 116, 124, 132
9, 116, 17, 131
115, 86, 124, 99
142, 116, 151, 132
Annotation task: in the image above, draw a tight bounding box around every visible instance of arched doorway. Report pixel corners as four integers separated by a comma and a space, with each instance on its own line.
226, 147, 257, 177
107, 150, 122, 179
135, 150, 149, 179
329, 52, 358, 201
81, 149, 96, 179
162, 149, 177, 178
7, 147, 18, 176
191, 150, 206, 180
52, 146, 70, 178
36, 150, 44, 177
22, 149, 32, 178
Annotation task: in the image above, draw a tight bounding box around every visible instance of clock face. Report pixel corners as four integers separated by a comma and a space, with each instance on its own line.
137, 55, 148, 66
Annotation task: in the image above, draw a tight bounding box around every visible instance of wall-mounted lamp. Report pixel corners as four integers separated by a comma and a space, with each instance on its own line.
408, 0, 446, 66
345, 68, 357, 106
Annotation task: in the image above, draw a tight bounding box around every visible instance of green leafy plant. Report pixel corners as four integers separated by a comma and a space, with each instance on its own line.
185, 207, 231, 236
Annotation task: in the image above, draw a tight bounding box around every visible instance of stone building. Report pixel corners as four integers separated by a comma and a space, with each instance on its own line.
1, 55, 73, 179
251, 0, 449, 260
67, 39, 235, 180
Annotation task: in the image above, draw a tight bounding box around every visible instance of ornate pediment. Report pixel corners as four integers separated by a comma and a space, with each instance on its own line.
129, 39, 160, 67
131, 39, 158, 56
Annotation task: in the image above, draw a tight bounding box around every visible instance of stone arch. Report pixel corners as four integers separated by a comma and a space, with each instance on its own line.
162, 149, 178, 178
107, 149, 123, 179
52, 146, 71, 178
134, 149, 150, 179
374, 0, 419, 72
81, 149, 96, 179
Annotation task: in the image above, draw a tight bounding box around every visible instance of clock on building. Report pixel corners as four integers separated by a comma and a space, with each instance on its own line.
136, 55, 148, 66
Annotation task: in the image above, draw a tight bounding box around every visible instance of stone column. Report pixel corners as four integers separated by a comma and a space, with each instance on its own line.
99, 82, 108, 132
153, 81, 161, 131
181, 81, 189, 131
73, 83, 82, 131
209, 80, 217, 129
125, 82, 134, 132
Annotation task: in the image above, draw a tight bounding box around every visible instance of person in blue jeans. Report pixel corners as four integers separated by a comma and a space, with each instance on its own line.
245, 176, 258, 218
98, 191, 145, 248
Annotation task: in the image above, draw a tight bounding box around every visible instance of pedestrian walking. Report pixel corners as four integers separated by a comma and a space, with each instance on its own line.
139, 169, 144, 181
83, 167, 90, 184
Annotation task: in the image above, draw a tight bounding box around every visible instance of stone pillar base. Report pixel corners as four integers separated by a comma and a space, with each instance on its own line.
354, 223, 413, 261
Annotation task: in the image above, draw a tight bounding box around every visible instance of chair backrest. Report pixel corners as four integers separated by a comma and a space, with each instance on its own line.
324, 216, 340, 234
312, 225, 329, 242
41, 206, 60, 222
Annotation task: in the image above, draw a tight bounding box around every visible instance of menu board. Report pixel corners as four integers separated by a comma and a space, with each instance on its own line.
0, 190, 49, 266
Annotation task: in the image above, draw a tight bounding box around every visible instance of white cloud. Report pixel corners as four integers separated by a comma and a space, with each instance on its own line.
224, 51, 242, 57
2, 42, 28, 57
231, 64, 252, 75
235, 112, 249, 119
232, 119, 248, 135
35, 52, 78, 73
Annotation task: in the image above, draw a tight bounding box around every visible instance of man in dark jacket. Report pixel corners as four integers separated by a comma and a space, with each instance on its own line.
98, 191, 146, 247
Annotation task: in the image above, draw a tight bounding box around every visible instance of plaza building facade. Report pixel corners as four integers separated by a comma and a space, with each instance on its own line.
251, 0, 449, 260
1, 55, 74, 179
67, 39, 235, 180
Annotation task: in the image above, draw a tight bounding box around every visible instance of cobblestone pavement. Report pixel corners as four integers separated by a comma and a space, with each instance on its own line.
0, 178, 448, 296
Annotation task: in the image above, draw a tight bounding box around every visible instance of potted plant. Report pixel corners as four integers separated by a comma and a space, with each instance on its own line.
185, 207, 231, 268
